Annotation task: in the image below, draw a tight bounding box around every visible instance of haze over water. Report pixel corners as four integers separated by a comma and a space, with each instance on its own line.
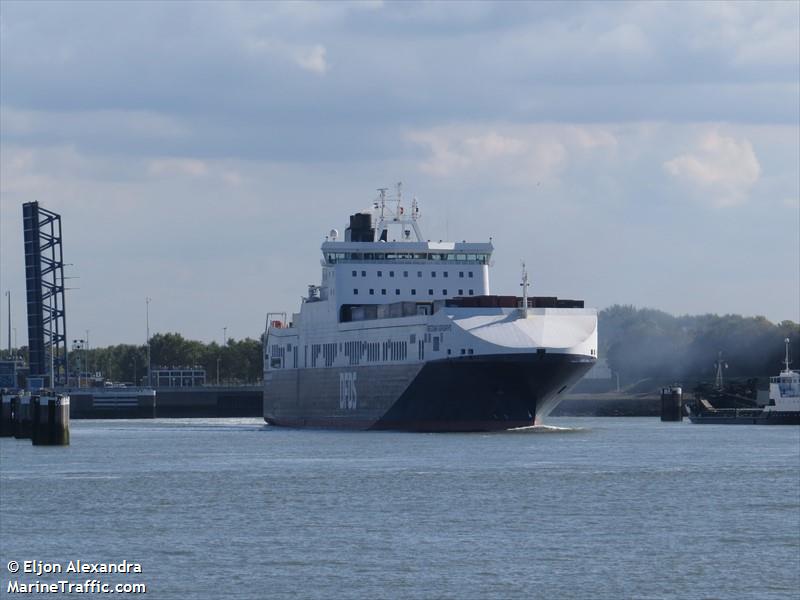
2, 418, 798, 599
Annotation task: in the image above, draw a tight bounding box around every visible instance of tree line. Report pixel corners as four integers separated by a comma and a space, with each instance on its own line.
71, 333, 263, 385
3, 307, 798, 388
600, 305, 800, 387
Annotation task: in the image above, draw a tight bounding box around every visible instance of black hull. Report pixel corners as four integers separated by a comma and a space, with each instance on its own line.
265, 353, 595, 432
688, 411, 800, 425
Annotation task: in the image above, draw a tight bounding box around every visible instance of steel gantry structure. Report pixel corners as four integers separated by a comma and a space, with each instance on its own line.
23, 201, 68, 387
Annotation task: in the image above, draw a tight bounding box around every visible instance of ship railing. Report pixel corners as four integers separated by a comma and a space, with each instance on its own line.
324, 256, 490, 265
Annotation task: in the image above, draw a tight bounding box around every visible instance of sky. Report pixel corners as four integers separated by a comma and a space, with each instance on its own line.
1, 0, 798, 348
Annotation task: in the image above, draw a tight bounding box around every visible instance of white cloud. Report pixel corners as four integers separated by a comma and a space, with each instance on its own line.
293, 44, 327, 74
245, 35, 327, 74
1, 107, 188, 141
148, 158, 208, 177
407, 124, 617, 185
663, 130, 761, 207
783, 197, 800, 209
146, 157, 244, 186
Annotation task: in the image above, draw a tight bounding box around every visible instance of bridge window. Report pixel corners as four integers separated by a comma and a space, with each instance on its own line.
458, 289, 463, 295
428, 289, 434, 295
381, 289, 387, 295
443, 289, 447, 295
432, 272, 436, 278
369, 289, 374, 295
390, 271, 395, 277
403, 271, 408, 277
378, 271, 383, 277
469, 289, 474, 295
353, 289, 359, 295
459, 271, 464, 278
411, 289, 417, 295
395, 289, 400, 295
361, 270, 366, 277
469, 272, 474, 278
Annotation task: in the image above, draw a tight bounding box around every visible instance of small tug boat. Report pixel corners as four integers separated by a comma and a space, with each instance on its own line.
688, 338, 800, 425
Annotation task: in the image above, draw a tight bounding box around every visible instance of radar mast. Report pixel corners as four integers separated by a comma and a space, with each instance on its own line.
373, 182, 423, 242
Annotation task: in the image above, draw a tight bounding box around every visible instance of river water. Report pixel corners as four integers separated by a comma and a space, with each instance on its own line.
1, 418, 798, 599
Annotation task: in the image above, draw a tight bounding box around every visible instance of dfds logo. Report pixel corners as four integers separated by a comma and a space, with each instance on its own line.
339, 372, 358, 410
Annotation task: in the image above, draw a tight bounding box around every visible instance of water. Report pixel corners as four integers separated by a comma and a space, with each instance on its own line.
1, 418, 798, 599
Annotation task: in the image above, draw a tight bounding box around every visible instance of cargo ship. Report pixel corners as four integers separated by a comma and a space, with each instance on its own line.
263, 185, 597, 431
688, 339, 800, 425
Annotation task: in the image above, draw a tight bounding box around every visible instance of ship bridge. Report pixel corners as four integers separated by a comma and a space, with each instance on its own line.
315, 187, 493, 321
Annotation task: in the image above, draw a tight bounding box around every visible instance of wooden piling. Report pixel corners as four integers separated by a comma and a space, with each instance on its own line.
31, 394, 70, 446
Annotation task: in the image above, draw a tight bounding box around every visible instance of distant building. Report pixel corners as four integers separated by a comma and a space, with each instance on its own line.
152, 366, 206, 388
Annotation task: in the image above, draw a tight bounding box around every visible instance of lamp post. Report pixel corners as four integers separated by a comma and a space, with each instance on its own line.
71, 339, 85, 388
5, 290, 10, 359
146, 297, 151, 388
223, 326, 227, 346
216, 357, 221, 386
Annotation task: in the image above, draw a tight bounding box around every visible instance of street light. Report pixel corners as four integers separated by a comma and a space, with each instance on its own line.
146, 297, 151, 388
223, 326, 227, 346
86, 330, 91, 377
71, 339, 85, 388
216, 357, 221, 386
5, 290, 11, 359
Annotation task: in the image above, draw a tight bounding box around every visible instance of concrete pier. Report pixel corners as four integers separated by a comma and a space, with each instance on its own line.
13, 394, 32, 439
154, 386, 262, 418
69, 388, 156, 419
660, 386, 683, 421
32, 394, 70, 446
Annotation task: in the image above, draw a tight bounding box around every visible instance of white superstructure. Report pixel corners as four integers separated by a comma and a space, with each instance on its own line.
765, 338, 800, 414
263, 185, 597, 431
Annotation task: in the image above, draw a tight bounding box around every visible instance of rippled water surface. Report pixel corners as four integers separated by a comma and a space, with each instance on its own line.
2, 418, 798, 599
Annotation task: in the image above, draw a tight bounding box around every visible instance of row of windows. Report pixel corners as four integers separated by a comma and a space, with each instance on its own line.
310, 340, 410, 367
354, 289, 475, 296
270, 336, 478, 370
351, 270, 474, 279
328, 252, 490, 264
310, 342, 339, 368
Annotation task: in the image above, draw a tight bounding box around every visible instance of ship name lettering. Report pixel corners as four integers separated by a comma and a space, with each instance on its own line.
339, 372, 358, 410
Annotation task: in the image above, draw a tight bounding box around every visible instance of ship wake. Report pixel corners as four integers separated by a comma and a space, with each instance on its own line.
506, 424, 586, 434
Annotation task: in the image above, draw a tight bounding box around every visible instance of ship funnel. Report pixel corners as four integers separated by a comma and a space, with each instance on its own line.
345, 212, 374, 242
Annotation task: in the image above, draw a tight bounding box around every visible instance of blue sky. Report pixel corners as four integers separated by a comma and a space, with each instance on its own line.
1, 1, 798, 347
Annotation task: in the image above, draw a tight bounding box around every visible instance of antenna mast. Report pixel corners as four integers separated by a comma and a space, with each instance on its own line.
714, 351, 728, 390
373, 182, 423, 242
784, 337, 792, 372
520, 262, 530, 318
